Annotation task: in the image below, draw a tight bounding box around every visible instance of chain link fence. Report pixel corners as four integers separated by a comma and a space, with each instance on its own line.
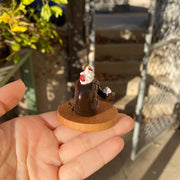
131, 0, 180, 159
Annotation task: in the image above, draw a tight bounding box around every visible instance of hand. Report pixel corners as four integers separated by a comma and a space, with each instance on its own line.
0, 80, 134, 180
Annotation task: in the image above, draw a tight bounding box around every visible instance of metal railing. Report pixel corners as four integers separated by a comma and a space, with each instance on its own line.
0, 49, 38, 116
131, 0, 180, 160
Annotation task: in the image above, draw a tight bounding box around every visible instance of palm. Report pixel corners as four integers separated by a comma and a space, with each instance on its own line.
13, 114, 60, 180
0, 81, 134, 180
1, 113, 60, 180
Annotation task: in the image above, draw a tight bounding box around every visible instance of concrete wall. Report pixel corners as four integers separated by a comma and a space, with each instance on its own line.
32, 46, 72, 113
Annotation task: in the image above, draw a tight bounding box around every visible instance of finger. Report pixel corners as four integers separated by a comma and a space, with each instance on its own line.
40, 111, 83, 141
0, 80, 25, 117
54, 125, 82, 143
39, 111, 61, 129
58, 114, 134, 163
55, 113, 134, 146
116, 113, 135, 136
59, 136, 124, 180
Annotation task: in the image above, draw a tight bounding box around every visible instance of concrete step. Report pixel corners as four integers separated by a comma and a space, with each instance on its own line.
99, 77, 139, 115
97, 75, 141, 99
123, 75, 174, 97
114, 95, 137, 115
126, 76, 140, 96
96, 28, 145, 44
94, 0, 150, 13
113, 92, 176, 117
95, 43, 144, 60
129, 0, 150, 8
95, 61, 141, 75
99, 79, 129, 98
95, 13, 147, 44
95, 13, 148, 31
100, 75, 174, 107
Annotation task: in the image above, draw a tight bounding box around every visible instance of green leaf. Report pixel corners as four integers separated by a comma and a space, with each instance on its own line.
12, 43, 20, 52
21, 0, 35, 5
59, 38, 63, 44
15, 37, 22, 43
30, 35, 39, 43
41, 4, 51, 21
41, 48, 46, 53
52, 30, 58, 37
14, 3, 27, 14
30, 44, 37, 49
13, 53, 20, 64
51, 0, 68, 4
3, 30, 11, 38
50, 6, 63, 18
18, 3, 26, 11
49, 46, 54, 54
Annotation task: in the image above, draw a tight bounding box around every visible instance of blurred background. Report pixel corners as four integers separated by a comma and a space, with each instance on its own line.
0, 0, 180, 179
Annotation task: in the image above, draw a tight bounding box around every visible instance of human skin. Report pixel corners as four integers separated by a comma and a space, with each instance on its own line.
0, 80, 134, 180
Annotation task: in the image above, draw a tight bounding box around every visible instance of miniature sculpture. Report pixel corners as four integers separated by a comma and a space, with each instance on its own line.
57, 64, 118, 132
69, 64, 114, 116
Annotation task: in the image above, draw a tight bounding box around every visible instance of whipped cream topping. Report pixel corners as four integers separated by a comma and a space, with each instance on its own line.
103, 87, 112, 95
80, 65, 95, 85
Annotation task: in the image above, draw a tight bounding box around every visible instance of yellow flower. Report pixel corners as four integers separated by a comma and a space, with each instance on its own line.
1, 12, 10, 24
11, 26, 27, 32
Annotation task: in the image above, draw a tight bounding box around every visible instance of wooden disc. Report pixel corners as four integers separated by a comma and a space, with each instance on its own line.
57, 100, 118, 132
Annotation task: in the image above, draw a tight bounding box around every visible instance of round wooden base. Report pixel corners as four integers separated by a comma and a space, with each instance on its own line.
57, 100, 118, 132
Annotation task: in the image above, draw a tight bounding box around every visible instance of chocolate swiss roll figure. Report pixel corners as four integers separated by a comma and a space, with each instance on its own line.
69, 64, 114, 116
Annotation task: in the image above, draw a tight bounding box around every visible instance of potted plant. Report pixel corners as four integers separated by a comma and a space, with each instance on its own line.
0, 0, 67, 63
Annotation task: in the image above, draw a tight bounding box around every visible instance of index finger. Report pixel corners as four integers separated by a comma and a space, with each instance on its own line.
0, 80, 25, 117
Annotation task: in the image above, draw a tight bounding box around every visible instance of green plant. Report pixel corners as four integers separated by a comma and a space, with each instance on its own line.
0, 0, 67, 63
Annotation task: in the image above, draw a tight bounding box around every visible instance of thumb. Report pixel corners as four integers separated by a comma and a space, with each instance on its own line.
0, 80, 25, 117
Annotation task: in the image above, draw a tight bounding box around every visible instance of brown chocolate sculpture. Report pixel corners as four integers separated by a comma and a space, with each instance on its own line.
69, 64, 114, 116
